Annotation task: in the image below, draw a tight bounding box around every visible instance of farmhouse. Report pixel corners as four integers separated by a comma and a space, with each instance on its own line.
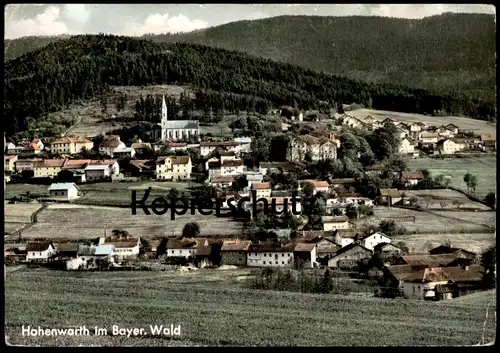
288, 135, 337, 162
156, 155, 192, 181
210, 175, 235, 188
400, 171, 424, 187
395, 254, 459, 268
113, 146, 136, 159
480, 135, 496, 148
67, 245, 116, 270
300, 179, 330, 195
166, 238, 198, 259
334, 230, 359, 248
247, 242, 295, 267
322, 216, 350, 231
103, 237, 141, 260
34, 159, 66, 178
60, 159, 90, 183
50, 136, 94, 155
48, 182, 80, 200
251, 182, 272, 198
26, 241, 56, 262
84, 164, 112, 182
127, 160, 156, 178
445, 124, 460, 135
429, 245, 477, 259
4, 155, 18, 172
327, 243, 372, 269
56, 243, 80, 260
314, 237, 340, 263
341, 115, 364, 129
131, 142, 152, 155
436, 139, 466, 155
221, 159, 244, 176
379, 188, 402, 206
419, 132, 439, 144
200, 141, 240, 157
374, 243, 402, 259
99, 135, 126, 156
220, 240, 252, 266
293, 242, 318, 268
358, 232, 392, 251
399, 138, 417, 154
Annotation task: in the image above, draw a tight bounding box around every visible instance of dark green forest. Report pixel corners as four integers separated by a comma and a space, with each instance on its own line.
4, 34, 495, 137
5, 13, 496, 102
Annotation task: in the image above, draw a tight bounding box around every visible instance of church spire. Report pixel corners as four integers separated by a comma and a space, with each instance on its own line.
161, 95, 168, 141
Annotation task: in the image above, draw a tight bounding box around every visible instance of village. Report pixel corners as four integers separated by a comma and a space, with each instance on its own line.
4, 96, 497, 302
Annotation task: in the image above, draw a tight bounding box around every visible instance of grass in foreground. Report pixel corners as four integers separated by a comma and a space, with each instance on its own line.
4, 269, 496, 346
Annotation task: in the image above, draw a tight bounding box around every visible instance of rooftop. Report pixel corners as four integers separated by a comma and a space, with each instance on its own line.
252, 182, 272, 190
48, 183, 79, 191
379, 188, 401, 197
221, 240, 252, 252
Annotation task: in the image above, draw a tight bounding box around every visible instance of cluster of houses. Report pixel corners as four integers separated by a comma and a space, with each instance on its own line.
339, 114, 496, 156
5, 232, 485, 300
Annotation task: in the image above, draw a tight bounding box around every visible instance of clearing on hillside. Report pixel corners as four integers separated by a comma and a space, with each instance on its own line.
4, 269, 496, 346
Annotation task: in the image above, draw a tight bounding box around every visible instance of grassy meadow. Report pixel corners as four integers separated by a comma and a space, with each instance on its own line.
4, 269, 497, 346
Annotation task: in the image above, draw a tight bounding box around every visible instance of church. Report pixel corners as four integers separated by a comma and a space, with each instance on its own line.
153, 95, 200, 142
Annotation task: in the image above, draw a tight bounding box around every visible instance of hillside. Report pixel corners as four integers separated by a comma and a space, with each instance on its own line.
4, 34, 495, 137
5, 14, 496, 101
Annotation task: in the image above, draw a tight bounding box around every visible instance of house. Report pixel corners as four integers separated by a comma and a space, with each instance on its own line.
5, 142, 16, 154
329, 178, 356, 189
395, 254, 459, 268
210, 175, 235, 188
322, 216, 350, 231
437, 128, 456, 139
252, 182, 272, 198
358, 232, 391, 251
221, 159, 244, 176
396, 126, 409, 139
259, 162, 299, 175
234, 137, 252, 154
166, 238, 198, 260
67, 245, 116, 270
84, 164, 112, 182
315, 237, 340, 263
247, 242, 296, 267
399, 265, 484, 300
327, 243, 372, 268
4, 155, 18, 172
126, 159, 156, 178
399, 138, 417, 154
207, 160, 221, 180
14, 158, 43, 172
341, 115, 364, 129
152, 142, 188, 153
103, 237, 141, 260
156, 155, 192, 181
419, 132, 439, 144
328, 133, 341, 148
26, 241, 56, 262
379, 189, 402, 206
335, 193, 372, 205
400, 171, 424, 187
48, 182, 80, 200
113, 146, 136, 159
33, 159, 66, 178
334, 230, 359, 248
300, 179, 330, 195
60, 159, 90, 183
220, 240, 251, 266
49, 136, 94, 155
99, 135, 125, 156
445, 124, 459, 135
429, 245, 476, 258
293, 242, 318, 268
56, 243, 80, 260
374, 243, 402, 259
480, 135, 496, 148
364, 164, 388, 176
194, 238, 215, 268
199, 141, 240, 157
131, 142, 152, 155
288, 135, 337, 162
436, 139, 466, 155
409, 123, 422, 134
243, 171, 264, 188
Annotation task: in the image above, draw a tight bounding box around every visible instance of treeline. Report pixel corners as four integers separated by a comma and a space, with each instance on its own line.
5, 34, 495, 136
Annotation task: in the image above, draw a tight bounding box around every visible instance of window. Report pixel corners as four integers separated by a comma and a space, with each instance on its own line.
263, 261, 266, 265
171, 250, 174, 254
275, 261, 278, 265
282, 254, 284, 257
282, 261, 284, 264
413, 287, 416, 294
39, 252, 42, 256
264, 254, 266, 257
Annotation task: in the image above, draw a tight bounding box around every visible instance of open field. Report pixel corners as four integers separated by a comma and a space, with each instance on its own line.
4, 203, 44, 223
393, 232, 495, 254
402, 189, 491, 211
9, 204, 244, 241
4, 268, 496, 346
4, 181, 197, 207
349, 108, 496, 136
408, 156, 496, 199
354, 206, 496, 235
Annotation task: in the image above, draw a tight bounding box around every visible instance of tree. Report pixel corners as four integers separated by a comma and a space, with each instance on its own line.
439, 200, 448, 209
484, 192, 496, 210
481, 245, 496, 289
321, 269, 334, 293
463, 172, 478, 196
452, 200, 463, 209
345, 204, 358, 220
301, 182, 315, 199
182, 222, 200, 238
423, 195, 433, 210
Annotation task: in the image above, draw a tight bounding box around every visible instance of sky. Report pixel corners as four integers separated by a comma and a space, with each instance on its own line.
4, 4, 496, 39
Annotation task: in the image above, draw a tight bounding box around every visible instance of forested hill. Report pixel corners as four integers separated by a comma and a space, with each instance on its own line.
5, 13, 496, 101
4, 35, 495, 136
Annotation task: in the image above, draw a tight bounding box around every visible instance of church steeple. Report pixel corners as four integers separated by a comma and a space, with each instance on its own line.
161, 95, 168, 141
